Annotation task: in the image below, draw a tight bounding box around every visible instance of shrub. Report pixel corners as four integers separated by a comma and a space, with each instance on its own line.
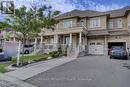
49, 51, 61, 58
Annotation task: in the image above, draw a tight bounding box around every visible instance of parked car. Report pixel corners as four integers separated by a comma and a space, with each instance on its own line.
110, 46, 128, 60
24, 44, 34, 54
21, 44, 34, 54
0, 52, 11, 61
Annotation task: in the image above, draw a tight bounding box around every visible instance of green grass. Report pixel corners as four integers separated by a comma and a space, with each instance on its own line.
0, 54, 49, 73
0, 64, 7, 73
12, 54, 49, 64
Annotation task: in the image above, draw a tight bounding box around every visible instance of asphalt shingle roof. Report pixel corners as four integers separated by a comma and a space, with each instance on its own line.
56, 6, 130, 20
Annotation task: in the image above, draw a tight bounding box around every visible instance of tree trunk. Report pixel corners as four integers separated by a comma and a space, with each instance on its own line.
20, 37, 26, 66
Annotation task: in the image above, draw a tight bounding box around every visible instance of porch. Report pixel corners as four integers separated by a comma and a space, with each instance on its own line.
34, 32, 88, 57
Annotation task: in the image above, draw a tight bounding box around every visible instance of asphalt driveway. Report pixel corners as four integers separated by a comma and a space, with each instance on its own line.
25, 56, 130, 87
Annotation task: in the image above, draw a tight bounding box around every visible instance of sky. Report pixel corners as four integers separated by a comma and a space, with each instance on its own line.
0, 0, 130, 20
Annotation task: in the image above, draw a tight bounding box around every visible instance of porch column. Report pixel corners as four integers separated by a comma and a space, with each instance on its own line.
69, 33, 72, 46
13, 37, 16, 42
40, 35, 43, 46
79, 32, 82, 45
54, 34, 58, 44
54, 34, 58, 49
34, 37, 37, 52
104, 36, 108, 56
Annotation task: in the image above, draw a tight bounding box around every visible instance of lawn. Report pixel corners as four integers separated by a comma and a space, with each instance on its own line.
0, 64, 7, 73
12, 54, 49, 64
0, 51, 61, 72
0, 54, 49, 73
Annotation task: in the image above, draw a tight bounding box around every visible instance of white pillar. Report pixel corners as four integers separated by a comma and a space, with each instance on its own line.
40, 35, 43, 46
13, 37, 16, 42
79, 32, 82, 45
34, 38, 37, 52
54, 34, 58, 44
54, 34, 58, 49
56, 34, 58, 44
70, 33, 72, 46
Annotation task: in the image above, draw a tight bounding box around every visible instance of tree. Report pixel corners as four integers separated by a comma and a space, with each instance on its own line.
0, 5, 60, 66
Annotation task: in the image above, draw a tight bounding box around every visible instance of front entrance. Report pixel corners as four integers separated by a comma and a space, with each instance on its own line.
88, 40, 104, 55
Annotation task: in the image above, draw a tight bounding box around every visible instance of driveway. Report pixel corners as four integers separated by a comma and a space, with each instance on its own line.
25, 56, 130, 87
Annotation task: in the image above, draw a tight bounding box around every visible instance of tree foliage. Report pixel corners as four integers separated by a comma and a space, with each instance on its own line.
0, 5, 60, 65
0, 5, 60, 41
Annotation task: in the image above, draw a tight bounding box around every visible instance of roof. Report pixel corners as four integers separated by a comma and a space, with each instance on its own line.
55, 6, 130, 20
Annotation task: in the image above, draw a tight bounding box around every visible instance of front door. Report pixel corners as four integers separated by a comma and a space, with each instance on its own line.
65, 36, 70, 45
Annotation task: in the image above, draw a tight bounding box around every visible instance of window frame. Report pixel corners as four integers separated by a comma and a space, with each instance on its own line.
63, 19, 73, 28
90, 17, 100, 28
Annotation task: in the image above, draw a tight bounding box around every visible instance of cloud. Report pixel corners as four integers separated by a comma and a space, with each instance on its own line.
65, 0, 127, 12
13, 0, 76, 13
1, 0, 128, 14
43, 0, 77, 13
86, 2, 127, 12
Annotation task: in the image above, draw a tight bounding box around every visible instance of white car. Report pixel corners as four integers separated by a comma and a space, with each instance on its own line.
21, 44, 34, 54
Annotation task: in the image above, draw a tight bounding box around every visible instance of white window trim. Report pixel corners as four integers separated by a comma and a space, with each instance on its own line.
63, 19, 73, 28
90, 17, 100, 28
117, 18, 122, 28
108, 21, 113, 29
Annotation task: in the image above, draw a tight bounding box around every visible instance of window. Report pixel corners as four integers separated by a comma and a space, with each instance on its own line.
64, 19, 72, 28
90, 17, 100, 28
97, 42, 102, 45
80, 19, 84, 26
80, 21, 84, 26
108, 21, 113, 29
90, 43, 95, 45
65, 36, 70, 45
108, 18, 122, 29
117, 18, 122, 28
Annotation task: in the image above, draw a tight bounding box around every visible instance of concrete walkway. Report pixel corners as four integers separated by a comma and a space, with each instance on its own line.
5, 57, 76, 80
0, 73, 37, 87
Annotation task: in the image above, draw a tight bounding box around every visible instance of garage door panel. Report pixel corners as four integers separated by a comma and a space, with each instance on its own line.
88, 40, 104, 55
88, 42, 96, 54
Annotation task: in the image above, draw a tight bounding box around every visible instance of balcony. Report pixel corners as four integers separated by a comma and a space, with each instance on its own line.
43, 23, 88, 36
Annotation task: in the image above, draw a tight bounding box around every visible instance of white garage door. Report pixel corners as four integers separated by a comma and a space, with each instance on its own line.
88, 41, 104, 55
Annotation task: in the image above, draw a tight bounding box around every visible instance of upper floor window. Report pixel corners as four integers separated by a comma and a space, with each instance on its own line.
108, 18, 122, 29
116, 18, 122, 28
90, 17, 100, 28
108, 21, 113, 29
63, 19, 72, 28
79, 19, 84, 27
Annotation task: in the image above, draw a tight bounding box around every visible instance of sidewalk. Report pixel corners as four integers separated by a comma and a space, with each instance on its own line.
5, 57, 76, 80
0, 73, 37, 87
